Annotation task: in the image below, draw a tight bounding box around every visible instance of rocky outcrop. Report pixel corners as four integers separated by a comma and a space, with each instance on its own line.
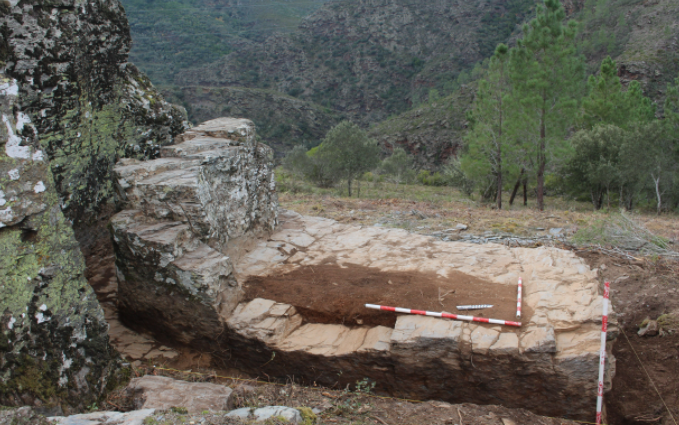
111, 119, 616, 420
0, 74, 118, 410
0, 0, 189, 223
370, 85, 475, 170
0, 0, 191, 411
225, 211, 617, 421
111, 118, 277, 348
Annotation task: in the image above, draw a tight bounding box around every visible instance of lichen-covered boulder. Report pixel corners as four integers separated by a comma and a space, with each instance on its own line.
0, 75, 119, 411
0, 0, 189, 223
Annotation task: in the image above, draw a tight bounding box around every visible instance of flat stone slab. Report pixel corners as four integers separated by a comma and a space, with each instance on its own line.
226, 406, 302, 423
128, 376, 233, 413
224, 210, 617, 420
48, 410, 156, 425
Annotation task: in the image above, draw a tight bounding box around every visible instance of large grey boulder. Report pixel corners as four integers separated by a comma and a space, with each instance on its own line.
0, 0, 188, 222
0, 74, 118, 410
111, 118, 277, 345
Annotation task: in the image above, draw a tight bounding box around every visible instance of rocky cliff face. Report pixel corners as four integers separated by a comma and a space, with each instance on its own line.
0, 74, 119, 412
370, 85, 475, 170
0, 0, 188, 223
0, 0, 189, 410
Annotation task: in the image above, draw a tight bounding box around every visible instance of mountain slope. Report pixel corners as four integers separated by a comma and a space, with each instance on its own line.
120, 0, 329, 85
173, 0, 535, 126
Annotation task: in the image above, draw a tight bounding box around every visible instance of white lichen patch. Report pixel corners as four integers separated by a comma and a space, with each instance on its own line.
0, 190, 6, 207
15, 111, 31, 131
35, 312, 50, 324
2, 114, 31, 159
39, 304, 48, 311
0, 207, 13, 227
0, 79, 19, 96
33, 181, 46, 193
7, 316, 16, 330
8, 168, 20, 180
32, 150, 44, 161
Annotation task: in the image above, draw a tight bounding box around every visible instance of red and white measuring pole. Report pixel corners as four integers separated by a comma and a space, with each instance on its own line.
596, 281, 611, 425
365, 304, 522, 327
517, 277, 523, 318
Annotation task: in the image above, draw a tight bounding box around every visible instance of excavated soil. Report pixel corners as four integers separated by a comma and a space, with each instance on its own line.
577, 251, 679, 425
244, 264, 530, 328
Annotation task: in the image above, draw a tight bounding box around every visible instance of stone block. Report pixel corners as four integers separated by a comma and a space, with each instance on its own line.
128, 376, 233, 413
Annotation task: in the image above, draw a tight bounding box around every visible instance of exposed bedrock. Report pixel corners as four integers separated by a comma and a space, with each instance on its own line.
111, 118, 617, 421
111, 118, 277, 348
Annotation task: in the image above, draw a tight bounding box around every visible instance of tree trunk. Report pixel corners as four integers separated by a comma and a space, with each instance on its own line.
523, 177, 528, 206
652, 174, 662, 215
497, 86, 503, 210
348, 179, 352, 197
509, 168, 525, 206
496, 146, 502, 210
537, 99, 546, 211
591, 189, 603, 210
357, 179, 361, 198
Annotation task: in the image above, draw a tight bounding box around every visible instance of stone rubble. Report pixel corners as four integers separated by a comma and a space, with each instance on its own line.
111, 118, 617, 421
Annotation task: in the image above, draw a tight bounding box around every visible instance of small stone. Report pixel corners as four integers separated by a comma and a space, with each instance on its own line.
548, 228, 563, 236
454, 224, 468, 230
638, 320, 659, 337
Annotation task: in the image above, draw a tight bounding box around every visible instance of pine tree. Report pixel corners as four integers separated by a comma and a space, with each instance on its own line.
510, 0, 585, 211
581, 56, 625, 129
317, 121, 381, 197
462, 44, 513, 209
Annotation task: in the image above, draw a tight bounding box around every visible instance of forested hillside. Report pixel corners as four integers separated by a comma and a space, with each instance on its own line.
121, 0, 329, 84
121, 0, 535, 151
122, 0, 679, 211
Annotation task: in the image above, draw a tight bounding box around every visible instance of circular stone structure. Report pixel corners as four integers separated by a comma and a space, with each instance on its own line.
110, 118, 617, 421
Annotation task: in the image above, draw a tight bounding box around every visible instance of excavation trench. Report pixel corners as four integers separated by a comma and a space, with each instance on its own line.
243, 264, 532, 328
109, 118, 617, 422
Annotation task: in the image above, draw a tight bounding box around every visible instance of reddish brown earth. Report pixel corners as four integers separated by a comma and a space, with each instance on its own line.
244, 264, 529, 328
577, 251, 679, 425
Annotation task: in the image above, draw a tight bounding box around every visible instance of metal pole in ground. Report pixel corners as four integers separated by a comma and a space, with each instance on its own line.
596, 281, 610, 425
